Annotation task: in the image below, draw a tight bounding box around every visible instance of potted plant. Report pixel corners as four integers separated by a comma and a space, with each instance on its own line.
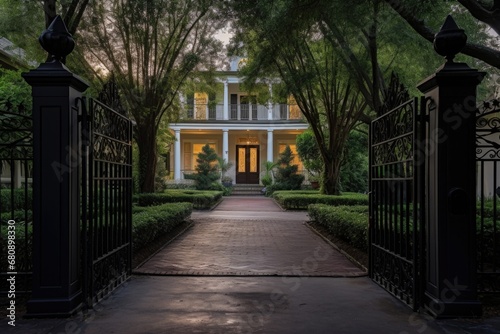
221, 175, 233, 187
309, 174, 320, 189
217, 157, 234, 187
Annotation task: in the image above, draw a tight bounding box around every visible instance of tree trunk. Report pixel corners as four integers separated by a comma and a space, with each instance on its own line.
321, 155, 342, 195
135, 124, 158, 193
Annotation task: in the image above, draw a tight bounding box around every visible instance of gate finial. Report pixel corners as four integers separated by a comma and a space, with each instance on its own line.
433, 15, 467, 63
38, 15, 75, 63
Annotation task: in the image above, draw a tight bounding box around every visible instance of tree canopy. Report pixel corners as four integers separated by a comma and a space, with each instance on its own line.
76, 0, 226, 192
384, 0, 500, 69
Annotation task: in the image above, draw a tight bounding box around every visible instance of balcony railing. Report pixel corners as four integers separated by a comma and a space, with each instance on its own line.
180, 104, 303, 121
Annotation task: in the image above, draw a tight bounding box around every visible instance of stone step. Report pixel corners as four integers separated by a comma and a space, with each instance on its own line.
231, 184, 264, 196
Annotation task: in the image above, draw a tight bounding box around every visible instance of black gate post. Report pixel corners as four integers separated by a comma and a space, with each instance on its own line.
22, 16, 89, 317
417, 16, 484, 318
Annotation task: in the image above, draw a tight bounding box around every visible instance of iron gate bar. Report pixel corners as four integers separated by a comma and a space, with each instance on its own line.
369, 97, 426, 311
81, 98, 133, 308
476, 99, 500, 292
0, 102, 33, 294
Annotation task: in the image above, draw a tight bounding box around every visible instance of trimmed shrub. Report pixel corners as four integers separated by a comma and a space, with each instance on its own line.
135, 190, 223, 209
0, 223, 33, 273
267, 145, 304, 194
0, 188, 32, 212
308, 204, 369, 252
273, 191, 368, 210
132, 202, 192, 252
184, 144, 220, 190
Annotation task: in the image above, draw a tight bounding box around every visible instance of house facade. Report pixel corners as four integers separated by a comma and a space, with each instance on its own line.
169, 57, 308, 184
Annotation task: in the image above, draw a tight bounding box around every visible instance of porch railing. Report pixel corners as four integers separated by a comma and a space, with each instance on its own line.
180, 103, 303, 121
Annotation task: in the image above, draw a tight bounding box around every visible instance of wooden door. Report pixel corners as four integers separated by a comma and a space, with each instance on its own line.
236, 145, 259, 184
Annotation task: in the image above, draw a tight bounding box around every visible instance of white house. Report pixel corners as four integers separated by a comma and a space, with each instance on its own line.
169, 57, 308, 184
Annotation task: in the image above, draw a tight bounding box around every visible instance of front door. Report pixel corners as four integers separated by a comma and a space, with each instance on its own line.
236, 145, 259, 184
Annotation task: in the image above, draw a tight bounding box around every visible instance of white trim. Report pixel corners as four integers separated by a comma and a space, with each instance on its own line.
170, 123, 308, 131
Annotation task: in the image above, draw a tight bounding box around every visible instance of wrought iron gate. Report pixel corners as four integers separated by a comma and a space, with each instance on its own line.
0, 101, 33, 294
81, 98, 133, 308
476, 99, 500, 293
369, 97, 427, 310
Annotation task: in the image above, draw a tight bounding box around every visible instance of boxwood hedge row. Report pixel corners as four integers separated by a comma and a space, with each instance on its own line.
308, 204, 369, 252
135, 190, 223, 209
273, 191, 368, 210
132, 202, 192, 252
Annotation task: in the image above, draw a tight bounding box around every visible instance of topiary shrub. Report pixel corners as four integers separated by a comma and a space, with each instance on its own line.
184, 144, 220, 190
267, 145, 304, 194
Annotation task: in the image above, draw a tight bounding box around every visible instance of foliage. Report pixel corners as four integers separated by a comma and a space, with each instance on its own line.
0, 188, 32, 212
0, 0, 91, 66
0, 69, 32, 107
207, 181, 232, 196
261, 174, 272, 187
266, 145, 304, 194
217, 157, 233, 180
229, 0, 372, 194
135, 190, 223, 209
78, 0, 226, 193
384, 0, 500, 70
296, 130, 322, 177
184, 144, 221, 190
340, 130, 369, 193
308, 204, 369, 252
132, 202, 192, 252
272, 191, 368, 210
262, 160, 278, 184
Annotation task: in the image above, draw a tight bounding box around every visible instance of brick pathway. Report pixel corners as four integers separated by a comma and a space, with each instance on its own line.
135, 197, 366, 277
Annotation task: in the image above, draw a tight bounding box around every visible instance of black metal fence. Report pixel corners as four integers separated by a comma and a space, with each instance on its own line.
81, 98, 133, 308
476, 99, 500, 293
0, 101, 33, 294
369, 97, 427, 310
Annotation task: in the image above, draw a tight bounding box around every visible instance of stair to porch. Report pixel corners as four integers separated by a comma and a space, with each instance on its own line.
231, 184, 264, 196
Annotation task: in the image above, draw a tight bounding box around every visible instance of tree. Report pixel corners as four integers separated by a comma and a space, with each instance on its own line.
340, 130, 369, 193
296, 130, 322, 178
0, 1, 90, 64
79, 0, 225, 192
184, 144, 220, 190
268, 145, 305, 193
384, 0, 500, 69
229, 0, 371, 194
0, 69, 32, 107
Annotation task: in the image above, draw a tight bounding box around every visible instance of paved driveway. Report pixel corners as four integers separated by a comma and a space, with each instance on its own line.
135, 197, 365, 276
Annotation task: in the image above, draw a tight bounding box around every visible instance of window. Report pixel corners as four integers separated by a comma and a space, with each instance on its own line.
194, 92, 208, 119
183, 142, 216, 172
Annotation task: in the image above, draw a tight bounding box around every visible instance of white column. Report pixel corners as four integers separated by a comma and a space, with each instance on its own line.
223, 129, 229, 162
174, 129, 181, 181
223, 80, 229, 120
268, 83, 273, 120
13, 160, 22, 189
267, 129, 274, 162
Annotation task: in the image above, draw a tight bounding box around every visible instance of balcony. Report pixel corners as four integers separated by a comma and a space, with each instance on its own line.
179, 103, 304, 122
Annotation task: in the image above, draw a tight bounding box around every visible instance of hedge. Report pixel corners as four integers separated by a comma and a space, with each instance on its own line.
135, 190, 223, 209
132, 202, 193, 252
0, 188, 32, 212
308, 204, 369, 252
273, 191, 368, 210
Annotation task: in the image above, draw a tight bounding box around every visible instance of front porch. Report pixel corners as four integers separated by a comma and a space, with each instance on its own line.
169, 123, 308, 184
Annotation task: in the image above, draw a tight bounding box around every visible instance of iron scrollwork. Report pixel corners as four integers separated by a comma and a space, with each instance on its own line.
476, 99, 500, 160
